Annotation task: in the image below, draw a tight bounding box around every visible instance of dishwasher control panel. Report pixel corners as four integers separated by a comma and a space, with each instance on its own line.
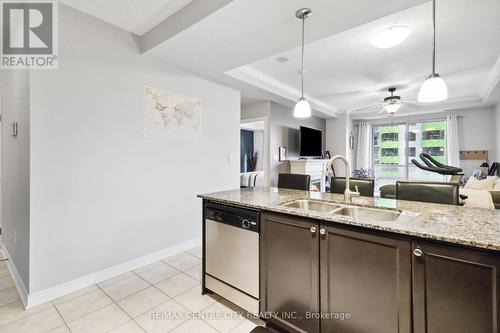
205, 203, 260, 233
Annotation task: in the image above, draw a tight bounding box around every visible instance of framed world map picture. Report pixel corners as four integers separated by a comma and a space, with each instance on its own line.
144, 86, 201, 139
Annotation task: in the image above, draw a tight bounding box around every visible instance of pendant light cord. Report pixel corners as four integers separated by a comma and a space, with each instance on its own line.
432, 0, 436, 75
301, 16, 305, 99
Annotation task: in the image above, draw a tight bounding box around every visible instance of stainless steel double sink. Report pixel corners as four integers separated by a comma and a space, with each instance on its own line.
281, 199, 401, 222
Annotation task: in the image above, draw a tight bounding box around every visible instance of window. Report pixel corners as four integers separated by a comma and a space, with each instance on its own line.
381, 148, 399, 156
422, 130, 444, 140
372, 120, 447, 193
381, 132, 398, 141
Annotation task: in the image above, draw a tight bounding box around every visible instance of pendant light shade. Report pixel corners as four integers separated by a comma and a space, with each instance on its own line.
294, 98, 312, 118
418, 0, 447, 103
418, 74, 448, 102
294, 8, 312, 118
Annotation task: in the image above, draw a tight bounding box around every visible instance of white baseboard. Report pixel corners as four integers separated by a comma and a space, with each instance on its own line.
0, 244, 29, 308
26, 238, 201, 309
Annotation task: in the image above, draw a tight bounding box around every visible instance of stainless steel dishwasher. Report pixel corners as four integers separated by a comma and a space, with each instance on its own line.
204, 202, 260, 314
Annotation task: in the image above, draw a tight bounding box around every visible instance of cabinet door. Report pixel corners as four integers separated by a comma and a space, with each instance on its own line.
261, 212, 320, 333
320, 225, 411, 333
412, 242, 500, 333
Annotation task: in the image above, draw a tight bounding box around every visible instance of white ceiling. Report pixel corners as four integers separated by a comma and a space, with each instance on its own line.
232, 0, 500, 118
60, 0, 500, 119
59, 0, 192, 35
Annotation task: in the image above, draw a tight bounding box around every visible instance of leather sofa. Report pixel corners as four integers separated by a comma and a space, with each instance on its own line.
381, 183, 500, 209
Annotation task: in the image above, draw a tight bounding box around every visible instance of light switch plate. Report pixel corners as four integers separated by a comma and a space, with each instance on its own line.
11, 122, 18, 137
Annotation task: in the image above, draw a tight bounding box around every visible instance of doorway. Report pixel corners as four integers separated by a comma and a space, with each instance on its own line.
240, 117, 268, 187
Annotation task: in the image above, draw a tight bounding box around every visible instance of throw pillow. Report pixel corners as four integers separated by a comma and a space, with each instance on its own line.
464, 176, 497, 190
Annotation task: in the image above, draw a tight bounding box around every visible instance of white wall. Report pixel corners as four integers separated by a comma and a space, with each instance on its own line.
28, 5, 240, 293
452, 108, 496, 176
241, 102, 271, 119
0, 70, 31, 290
253, 130, 264, 171
496, 103, 500, 162
269, 102, 326, 186
325, 113, 353, 176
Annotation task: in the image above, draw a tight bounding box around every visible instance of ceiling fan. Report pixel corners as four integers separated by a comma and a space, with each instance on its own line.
352, 87, 419, 115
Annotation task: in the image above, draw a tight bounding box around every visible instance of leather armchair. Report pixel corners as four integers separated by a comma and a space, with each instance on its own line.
396, 181, 460, 205
277, 173, 311, 191
330, 177, 374, 197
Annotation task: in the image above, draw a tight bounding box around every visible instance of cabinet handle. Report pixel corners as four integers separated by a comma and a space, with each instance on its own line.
310, 226, 317, 234
413, 248, 424, 257
319, 228, 326, 236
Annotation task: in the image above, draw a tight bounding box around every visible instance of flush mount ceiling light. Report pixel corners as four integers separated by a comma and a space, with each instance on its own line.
293, 8, 312, 118
418, 0, 448, 103
370, 26, 411, 49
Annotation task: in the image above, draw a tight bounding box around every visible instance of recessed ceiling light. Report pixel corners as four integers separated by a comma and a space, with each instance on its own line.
370, 26, 411, 49
275, 56, 289, 63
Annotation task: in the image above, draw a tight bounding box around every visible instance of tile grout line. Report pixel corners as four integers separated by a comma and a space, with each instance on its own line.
0, 250, 202, 332
51, 300, 73, 333
112, 252, 203, 332
0, 301, 59, 331
99, 266, 187, 333
95, 283, 137, 333
103, 250, 201, 332
0, 286, 21, 307
52, 285, 100, 306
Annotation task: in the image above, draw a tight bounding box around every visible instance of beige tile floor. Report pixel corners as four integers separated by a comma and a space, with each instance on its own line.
0, 247, 264, 333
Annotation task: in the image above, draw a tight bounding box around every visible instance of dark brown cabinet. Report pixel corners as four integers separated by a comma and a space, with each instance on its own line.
320, 226, 411, 333
260, 213, 320, 333
261, 212, 500, 333
412, 241, 500, 333
261, 213, 411, 333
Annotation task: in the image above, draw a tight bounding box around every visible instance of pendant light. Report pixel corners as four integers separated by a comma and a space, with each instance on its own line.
294, 8, 312, 118
418, 0, 448, 103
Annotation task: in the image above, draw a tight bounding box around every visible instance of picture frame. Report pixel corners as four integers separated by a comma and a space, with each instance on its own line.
472, 169, 482, 179
279, 146, 286, 162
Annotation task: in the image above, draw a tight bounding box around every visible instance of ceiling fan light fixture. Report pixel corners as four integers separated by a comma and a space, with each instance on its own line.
418, 73, 448, 103
294, 98, 312, 118
370, 26, 411, 49
383, 103, 402, 114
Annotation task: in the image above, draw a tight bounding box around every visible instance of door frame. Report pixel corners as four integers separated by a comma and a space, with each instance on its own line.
240, 116, 269, 186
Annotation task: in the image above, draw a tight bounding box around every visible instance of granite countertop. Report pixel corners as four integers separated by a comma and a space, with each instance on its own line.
198, 187, 500, 252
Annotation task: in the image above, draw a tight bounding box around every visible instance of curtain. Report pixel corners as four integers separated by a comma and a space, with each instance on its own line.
356, 123, 372, 170
446, 115, 460, 168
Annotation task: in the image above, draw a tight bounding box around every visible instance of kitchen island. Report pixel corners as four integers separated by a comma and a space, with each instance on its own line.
199, 187, 500, 333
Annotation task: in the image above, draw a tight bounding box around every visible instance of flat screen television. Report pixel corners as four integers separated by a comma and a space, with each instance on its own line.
299, 126, 322, 158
